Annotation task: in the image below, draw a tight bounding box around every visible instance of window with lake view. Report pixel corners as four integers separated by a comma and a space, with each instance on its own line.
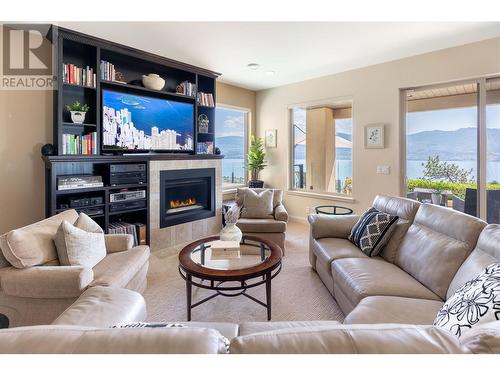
215, 106, 248, 190
405, 79, 500, 223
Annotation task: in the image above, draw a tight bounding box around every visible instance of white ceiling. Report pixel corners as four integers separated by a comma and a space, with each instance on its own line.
58, 22, 500, 91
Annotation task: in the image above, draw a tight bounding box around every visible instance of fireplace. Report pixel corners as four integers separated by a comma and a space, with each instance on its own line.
160, 168, 215, 228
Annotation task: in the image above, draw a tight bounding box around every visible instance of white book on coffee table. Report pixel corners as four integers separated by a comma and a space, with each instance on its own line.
210, 240, 241, 259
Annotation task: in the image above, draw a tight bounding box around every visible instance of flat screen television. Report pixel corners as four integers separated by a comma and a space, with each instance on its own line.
102, 88, 194, 152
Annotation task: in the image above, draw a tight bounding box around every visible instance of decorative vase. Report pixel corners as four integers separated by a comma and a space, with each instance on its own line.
220, 223, 242, 243
142, 73, 165, 90
431, 193, 442, 205
70, 111, 86, 124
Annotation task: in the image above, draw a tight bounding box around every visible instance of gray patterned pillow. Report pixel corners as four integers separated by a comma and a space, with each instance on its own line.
434, 262, 500, 337
348, 207, 399, 256
240, 189, 274, 219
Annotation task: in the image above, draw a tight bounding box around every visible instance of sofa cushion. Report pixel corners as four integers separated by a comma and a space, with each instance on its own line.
460, 321, 500, 354
348, 207, 399, 257
447, 224, 500, 299
230, 324, 464, 354
373, 195, 420, 263
236, 187, 282, 208
54, 215, 106, 268
240, 189, 274, 219
395, 204, 486, 299
236, 218, 286, 233
239, 320, 340, 336
52, 286, 146, 327
90, 245, 150, 288
311, 238, 366, 274
344, 296, 444, 325
434, 262, 500, 338
331, 258, 441, 313
0, 210, 79, 269
0, 325, 229, 354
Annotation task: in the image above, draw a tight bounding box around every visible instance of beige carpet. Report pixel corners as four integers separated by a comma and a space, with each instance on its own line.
143, 221, 344, 323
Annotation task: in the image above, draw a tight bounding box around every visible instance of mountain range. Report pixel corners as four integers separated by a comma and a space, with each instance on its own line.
408, 127, 500, 161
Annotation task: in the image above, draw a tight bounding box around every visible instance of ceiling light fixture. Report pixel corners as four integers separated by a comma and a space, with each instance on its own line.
247, 63, 260, 70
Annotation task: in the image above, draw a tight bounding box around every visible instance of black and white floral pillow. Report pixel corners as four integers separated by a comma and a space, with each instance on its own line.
434, 262, 500, 337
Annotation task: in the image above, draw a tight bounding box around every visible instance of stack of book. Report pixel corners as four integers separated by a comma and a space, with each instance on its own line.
177, 81, 196, 97
108, 222, 147, 246
62, 63, 96, 87
57, 175, 103, 191
197, 92, 215, 107
100, 60, 119, 82
62, 132, 97, 155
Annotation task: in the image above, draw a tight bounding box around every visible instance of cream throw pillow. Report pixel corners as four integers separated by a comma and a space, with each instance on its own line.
240, 189, 274, 219
54, 213, 106, 268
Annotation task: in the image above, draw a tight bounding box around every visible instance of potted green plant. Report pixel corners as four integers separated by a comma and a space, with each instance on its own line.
431, 181, 447, 205
65, 101, 89, 124
246, 136, 267, 188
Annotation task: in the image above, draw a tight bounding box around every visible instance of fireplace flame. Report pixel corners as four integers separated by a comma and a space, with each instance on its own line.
170, 197, 197, 209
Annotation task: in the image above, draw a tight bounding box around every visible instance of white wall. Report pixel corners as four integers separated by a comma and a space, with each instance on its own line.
256, 37, 500, 220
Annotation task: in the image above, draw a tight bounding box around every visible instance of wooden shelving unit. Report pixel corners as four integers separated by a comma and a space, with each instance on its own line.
44, 26, 222, 244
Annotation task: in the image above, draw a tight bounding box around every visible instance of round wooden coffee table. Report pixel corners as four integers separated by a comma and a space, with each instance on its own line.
178, 235, 282, 321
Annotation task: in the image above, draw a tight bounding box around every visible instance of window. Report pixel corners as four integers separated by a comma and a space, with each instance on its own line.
404, 78, 500, 223
291, 102, 353, 195
215, 106, 248, 190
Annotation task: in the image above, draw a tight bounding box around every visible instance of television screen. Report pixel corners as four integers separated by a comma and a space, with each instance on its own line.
102, 88, 194, 151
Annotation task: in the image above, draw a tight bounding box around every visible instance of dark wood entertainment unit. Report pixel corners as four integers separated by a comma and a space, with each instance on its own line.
44, 26, 223, 245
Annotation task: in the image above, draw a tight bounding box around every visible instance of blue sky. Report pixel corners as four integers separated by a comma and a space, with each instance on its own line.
102, 89, 194, 137
215, 107, 246, 137
407, 104, 500, 134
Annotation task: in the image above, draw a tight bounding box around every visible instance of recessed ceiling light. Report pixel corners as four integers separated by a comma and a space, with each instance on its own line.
265, 70, 275, 76
247, 63, 260, 70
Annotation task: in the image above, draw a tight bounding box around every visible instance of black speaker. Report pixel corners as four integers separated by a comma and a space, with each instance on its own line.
214, 147, 221, 155
41, 144, 56, 156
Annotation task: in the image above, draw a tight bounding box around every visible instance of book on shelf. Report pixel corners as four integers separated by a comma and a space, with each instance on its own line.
197, 92, 214, 107
177, 80, 196, 97
109, 222, 146, 246
57, 175, 103, 190
100, 60, 125, 83
62, 63, 96, 88
62, 132, 97, 155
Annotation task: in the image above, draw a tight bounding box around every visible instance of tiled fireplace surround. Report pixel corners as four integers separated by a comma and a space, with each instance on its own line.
149, 159, 223, 251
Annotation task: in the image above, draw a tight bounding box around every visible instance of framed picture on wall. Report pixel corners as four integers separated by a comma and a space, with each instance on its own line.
364, 124, 385, 149
265, 129, 277, 148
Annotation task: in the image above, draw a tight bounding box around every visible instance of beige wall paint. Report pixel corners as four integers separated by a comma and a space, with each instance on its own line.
256, 37, 500, 220
0, 90, 52, 234
0, 81, 253, 234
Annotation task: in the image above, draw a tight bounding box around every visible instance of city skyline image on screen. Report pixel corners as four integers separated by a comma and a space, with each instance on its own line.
102, 89, 194, 151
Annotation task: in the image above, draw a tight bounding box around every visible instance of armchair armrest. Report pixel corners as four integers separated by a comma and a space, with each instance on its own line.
274, 203, 289, 222
0, 266, 93, 298
105, 234, 134, 253
307, 214, 360, 240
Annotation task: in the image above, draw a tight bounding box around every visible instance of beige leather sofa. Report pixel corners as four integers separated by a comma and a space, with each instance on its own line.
0, 284, 499, 353
0, 210, 150, 327
309, 195, 496, 325
235, 188, 288, 253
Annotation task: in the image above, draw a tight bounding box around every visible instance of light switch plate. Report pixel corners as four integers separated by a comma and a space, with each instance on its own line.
376, 165, 390, 175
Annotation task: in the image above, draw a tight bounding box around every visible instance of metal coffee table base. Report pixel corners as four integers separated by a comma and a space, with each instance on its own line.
178, 264, 282, 321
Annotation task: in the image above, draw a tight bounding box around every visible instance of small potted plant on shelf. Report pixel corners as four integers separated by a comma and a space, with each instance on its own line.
65, 101, 89, 124
246, 136, 267, 188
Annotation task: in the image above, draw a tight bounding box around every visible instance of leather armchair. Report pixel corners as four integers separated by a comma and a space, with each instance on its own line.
234, 188, 288, 254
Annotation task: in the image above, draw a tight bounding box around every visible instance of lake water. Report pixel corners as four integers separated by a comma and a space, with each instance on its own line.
407, 160, 500, 183
223, 158, 500, 184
